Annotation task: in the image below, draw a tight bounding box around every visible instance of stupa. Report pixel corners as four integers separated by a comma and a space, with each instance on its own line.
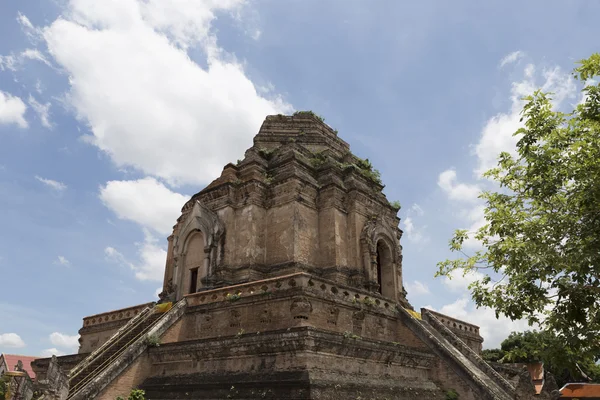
31, 112, 542, 400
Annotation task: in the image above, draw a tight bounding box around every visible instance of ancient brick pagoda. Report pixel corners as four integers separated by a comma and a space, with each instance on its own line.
31, 112, 548, 400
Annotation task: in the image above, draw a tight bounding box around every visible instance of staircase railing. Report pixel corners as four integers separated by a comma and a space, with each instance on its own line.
421, 309, 515, 395
68, 307, 159, 396
397, 306, 513, 400
67, 299, 186, 400
69, 303, 155, 380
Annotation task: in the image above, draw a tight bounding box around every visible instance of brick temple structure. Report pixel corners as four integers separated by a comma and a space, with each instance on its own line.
31, 112, 557, 400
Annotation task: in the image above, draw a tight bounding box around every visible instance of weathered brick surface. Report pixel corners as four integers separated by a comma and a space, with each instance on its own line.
40, 113, 526, 400
432, 358, 478, 400
96, 354, 151, 400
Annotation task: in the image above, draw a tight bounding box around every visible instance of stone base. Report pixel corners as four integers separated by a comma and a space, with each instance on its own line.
139, 327, 446, 400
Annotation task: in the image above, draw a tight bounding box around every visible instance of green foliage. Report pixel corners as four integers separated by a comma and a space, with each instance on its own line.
343, 331, 361, 340
264, 173, 274, 185
342, 157, 383, 185
145, 334, 161, 347
257, 147, 275, 160
0, 375, 8, 399
292, 110, 325, 122
362, 297, 375, 307
500, 331, 550, 363
445, 389, 459, 400
116, 389, 146, 400
309, 151, 328, 169
484, 330, 600, 387
308, 151, 383, 185
390, 200, 402, 210
481, 348, 505, 363
226, 293, 241, 302
436, 54, 600, 368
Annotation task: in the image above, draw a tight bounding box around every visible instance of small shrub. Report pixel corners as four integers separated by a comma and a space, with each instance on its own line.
362, 297, 375, 307
293, 110, 325, 122
343, 331, 361, 340
309, 151, 328, 169
116, 389, 146, 400
445, 389, 459, 400
226, 293, 241, 302
145, 334, 161, 348
390, 200, 401, 210
257, 147, 275, 160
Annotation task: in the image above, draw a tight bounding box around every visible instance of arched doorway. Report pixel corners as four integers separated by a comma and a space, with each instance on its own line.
183, 231, 206, 294
376, 239, 395, 298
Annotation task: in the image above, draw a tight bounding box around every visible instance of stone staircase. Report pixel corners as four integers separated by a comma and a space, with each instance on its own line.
66, 299, 187, 400
398, 307, 515, 400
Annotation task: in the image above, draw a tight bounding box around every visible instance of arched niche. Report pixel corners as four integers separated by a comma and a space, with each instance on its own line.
181, 231, 206, 295
360, 218, 403, 301
171, 201, 225, 300
375, 238, 395, 298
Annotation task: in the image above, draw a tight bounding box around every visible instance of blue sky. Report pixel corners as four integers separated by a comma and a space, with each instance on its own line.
0, 0, 598, 356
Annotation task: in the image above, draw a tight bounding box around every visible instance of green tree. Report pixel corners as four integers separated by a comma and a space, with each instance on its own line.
483, 331, 600, 387
436, 54, 600, 372
481, 348, 505, 363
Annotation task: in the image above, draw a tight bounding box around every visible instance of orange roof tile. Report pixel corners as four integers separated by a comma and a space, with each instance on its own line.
560, 383, 600, 398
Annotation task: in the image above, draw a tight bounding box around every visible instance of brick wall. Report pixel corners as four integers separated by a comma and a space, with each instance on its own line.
96, 353, 151, 400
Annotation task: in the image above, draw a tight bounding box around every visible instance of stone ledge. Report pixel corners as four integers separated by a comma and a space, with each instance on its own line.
186, 272, 402, 315
81, 302, 152, 328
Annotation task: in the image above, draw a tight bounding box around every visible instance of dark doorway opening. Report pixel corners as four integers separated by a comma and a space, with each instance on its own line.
376, 247, 382, 294
189, 268, 198, 294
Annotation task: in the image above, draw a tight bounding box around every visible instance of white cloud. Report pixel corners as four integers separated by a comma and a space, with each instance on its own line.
0, 90, 28, 128
403, 217, 427, 245
409, 203, 424, 216
17, 12, 43, 42
53, 256, 71, 266
405, 280, 430, 296
437, 62, 578, 250
28, 95, 52, 128
0, 332, 26, 348
40, 348, 65, 357
105, 231, 166, 281
0, 55, 17, 71
402, 202, 429, 245
432, 297, 531, 349
38, 0, 291, 186
437, 169, 480, 202
499, 50, 524, 68
35, 80, 44, 94
100, 178, 187, 236
36, 176, 67, 191
49, 332, 79, 350
20, 49, 52, 67
442, 268, 485, 293
475, 64, 576, 177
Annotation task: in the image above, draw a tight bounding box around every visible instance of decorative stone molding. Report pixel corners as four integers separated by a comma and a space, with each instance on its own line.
81, 303, 152, 328
359, 217, 404, 300
289, 297, 312, 320
228, 309, 241, 328
326, 306, 339, 326
172, 200, 225, 299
